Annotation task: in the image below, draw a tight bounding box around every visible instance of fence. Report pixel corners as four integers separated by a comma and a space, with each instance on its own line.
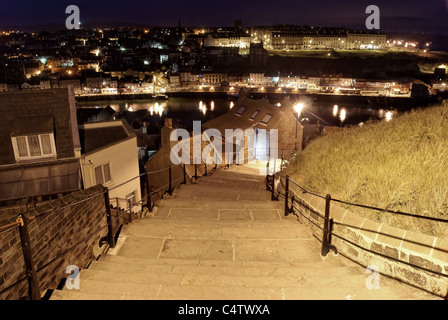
0, 148, 267, 300
265, 162, 448, 297
0, 185, 108, 300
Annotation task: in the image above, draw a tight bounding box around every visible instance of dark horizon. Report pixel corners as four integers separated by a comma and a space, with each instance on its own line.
1, 0, 448, 35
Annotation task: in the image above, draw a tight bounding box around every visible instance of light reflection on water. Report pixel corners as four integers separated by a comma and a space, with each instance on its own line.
78, 97, 397, 128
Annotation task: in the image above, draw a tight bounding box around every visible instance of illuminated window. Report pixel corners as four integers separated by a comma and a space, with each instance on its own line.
95, 163, 112, 185
260, 114, 273, 124
11, 133, 56, 161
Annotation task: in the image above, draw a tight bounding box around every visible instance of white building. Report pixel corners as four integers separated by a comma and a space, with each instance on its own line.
249, 72, 266, 86
79, 120, 142, 213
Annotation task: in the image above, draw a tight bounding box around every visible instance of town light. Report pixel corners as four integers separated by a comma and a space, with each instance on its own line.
230, 101, 234, 109
333, 105, 339, 116
385, 111, 393, 122
340, 108, 347, 123
294, 103, 304, 117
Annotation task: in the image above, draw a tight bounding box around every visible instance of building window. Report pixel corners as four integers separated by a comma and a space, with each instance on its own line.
236, 106, 247, 115
260, 114, 273, 125
11, 133, 56, 161
250, 110, 260, 120
95, 163, 112, 185
126, 191, 137, 209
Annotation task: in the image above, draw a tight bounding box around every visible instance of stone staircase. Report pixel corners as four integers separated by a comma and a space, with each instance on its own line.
50, 161, 437, 300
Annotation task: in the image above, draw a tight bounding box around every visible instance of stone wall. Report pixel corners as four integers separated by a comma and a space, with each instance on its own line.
0, 184, 108, 299
278, 176, 448, 298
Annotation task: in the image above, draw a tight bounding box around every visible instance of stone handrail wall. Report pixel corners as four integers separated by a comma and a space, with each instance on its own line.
0, 184, 107, 299
278, 176, 448, 298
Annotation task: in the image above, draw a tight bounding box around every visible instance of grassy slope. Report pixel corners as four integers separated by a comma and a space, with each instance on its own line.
284, 102, 448, 237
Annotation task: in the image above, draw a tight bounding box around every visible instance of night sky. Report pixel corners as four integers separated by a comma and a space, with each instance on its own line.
1, 0, 448, 35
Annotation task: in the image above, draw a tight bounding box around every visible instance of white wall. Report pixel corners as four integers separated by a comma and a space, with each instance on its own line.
80, 137, 141, 213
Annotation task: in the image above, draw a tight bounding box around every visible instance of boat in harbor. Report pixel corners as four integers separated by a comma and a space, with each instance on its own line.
152, 93, 169, 100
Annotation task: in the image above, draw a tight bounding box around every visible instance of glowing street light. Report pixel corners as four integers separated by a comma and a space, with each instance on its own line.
230, 101, 234, 109
385, 111, 393, 122
333, 105, 339, 117
339, 108, 347, 125
294, 103, 304, 117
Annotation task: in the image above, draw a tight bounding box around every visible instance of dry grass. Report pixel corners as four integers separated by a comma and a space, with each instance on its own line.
284, 101, 448, 237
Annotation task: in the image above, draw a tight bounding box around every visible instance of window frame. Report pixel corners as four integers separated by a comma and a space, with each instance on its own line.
249, 110, 260, 120
11, 133, 57, 161
235, 106, 247, 116
260, 113, 273, 125
94, 162, 112, 185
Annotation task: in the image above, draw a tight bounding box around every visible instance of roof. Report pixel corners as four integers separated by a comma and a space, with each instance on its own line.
11, 114, 54, 136
0, 88, 79, 165
203, 95, 293, 134
0, 158, 80, 201
79, 119, 136, 154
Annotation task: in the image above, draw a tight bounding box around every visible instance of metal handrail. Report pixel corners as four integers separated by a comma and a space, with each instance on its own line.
275, 173, 448, 285
0, 152, 262, 299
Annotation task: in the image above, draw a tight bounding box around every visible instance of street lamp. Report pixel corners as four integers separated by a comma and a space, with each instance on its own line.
339, 108, 347, 127
294, 103, 304, 117
293, 103, 304, 150
333, 104, 338, 117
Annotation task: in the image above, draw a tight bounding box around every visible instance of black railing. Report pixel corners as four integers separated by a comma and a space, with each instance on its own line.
0, 162, 191, 300
275, 173, 448, 281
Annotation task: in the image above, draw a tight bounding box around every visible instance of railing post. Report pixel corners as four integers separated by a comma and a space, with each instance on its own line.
215, 153, 218, 170
280, 149, 284, 170
127, 198, 132, 223
321, 194, 337, 257
284, 175, 290, 216
204, 159, 208, 176
271, 168, 276, 201
168, 165, 173, 194
17, 214, 40, 300
146, 173, 153, 212
103, 187, 116, 248
183, 164, 187, 185
266, 161, 269, 190
194, 159, 198, 180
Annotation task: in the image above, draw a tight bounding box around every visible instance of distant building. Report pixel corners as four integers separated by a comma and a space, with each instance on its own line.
249, 43, 268, 66
411, 80, 430, 98
269, 27, 386, 50
203, 92, 303, 160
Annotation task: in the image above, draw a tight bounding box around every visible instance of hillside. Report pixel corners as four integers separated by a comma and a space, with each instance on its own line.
284, 101, 448, 237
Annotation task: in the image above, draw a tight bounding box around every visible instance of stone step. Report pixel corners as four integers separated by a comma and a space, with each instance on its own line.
121, 222, 312, 240
133, 215, 301, 228
156, 198, 283, 210
113, 236, 325, 263
50, 290, 124, 300
172, 187, 272, 201
88, 258, 359, 278
158, 284, 282, 300
66, 267, 369, 289
97, 254, 345, 269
